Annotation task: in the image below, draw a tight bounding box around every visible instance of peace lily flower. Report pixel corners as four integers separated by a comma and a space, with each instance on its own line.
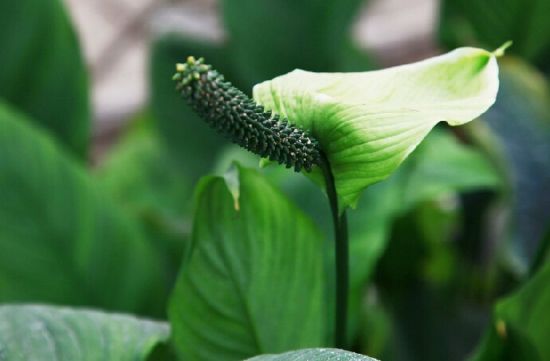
253, 44, 508, 210
173, 44, 507, 349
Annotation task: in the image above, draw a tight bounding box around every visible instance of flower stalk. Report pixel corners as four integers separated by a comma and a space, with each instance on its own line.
319, 152, 348, 348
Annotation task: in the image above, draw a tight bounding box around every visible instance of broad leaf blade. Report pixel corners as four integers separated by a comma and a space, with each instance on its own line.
0, 103, 164, 316
247, 348, 378, 361
0, 0, 90, 157
169, 165, 326, 361
254, 47, 501, 209
0, 304, 169, 361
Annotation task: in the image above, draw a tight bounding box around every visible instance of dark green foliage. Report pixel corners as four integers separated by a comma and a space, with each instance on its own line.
173, 57, 321, 172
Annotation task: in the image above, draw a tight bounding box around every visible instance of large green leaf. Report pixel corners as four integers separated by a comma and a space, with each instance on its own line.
469, 58, 550, 269
150, 34, 233, 182
439, 0, 550, 69
169, 165, 326, 361
222, 0, 372, 88
0, 103, 164, 316
470, 260, 550, 360
0, 304, 169, 361
247, 348, 377, 361
0, 0, 90, 157
253, 47, 502, 210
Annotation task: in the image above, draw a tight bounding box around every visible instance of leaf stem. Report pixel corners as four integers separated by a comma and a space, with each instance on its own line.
319, 152, 348, 349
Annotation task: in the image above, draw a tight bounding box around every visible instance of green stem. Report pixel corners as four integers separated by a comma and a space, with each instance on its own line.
319, 152, 349, 349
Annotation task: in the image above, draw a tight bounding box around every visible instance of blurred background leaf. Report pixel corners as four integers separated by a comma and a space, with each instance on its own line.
438, 0, 550, 71
222, 0, 374, 88
169, 165, 327, 361
0, 304, 169, 361
0, 103, 165, 317
96, 111, 193, 295
467, 59, 550, 273
0, 0, 90, 157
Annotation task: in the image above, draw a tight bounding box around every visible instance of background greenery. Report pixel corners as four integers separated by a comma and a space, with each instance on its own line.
0, 0, 549, 360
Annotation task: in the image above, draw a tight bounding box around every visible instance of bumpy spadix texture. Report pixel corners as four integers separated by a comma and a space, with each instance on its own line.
173, 57, 321, 172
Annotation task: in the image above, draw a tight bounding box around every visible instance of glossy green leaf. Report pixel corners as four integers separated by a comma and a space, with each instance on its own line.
470, 260, 550, 360
150, 34, 233, 182
469, 58, 550, 269
247, 348, 377, 361
169, 165, 326, 361
0, 103, 164, 316
0, 0, 90, 157
254, 47, 501, 210
0, 304, 169, 361
222, 0, 373, 88
439, 0, 550, 69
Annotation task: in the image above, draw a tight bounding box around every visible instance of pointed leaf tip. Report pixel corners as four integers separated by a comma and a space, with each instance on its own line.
493, 41, 513, 57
